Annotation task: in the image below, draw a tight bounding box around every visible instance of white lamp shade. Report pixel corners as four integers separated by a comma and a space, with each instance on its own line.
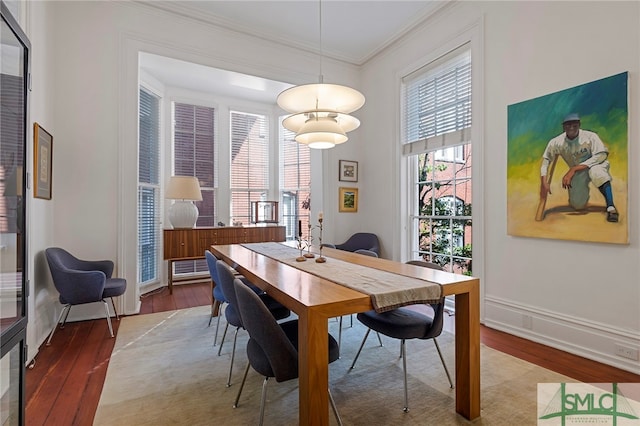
295, 117, 348, 149
168, 200, 199, 229
277, 83, 365, 113
282, 111, 360, 134
165, 176, 202, 201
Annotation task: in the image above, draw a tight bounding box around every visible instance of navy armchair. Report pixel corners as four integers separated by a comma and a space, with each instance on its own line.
45, 247, 127, 345
322, 232, 380, 257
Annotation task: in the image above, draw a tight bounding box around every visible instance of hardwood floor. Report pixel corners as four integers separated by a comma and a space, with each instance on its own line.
26, 283, 640, 425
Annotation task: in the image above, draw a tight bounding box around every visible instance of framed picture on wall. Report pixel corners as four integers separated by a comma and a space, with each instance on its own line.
339, 187, 358, 212
33, 123, 53, 200
339, 160, 358, 182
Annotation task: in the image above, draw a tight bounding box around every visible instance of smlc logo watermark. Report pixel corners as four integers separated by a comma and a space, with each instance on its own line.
538, 383, 640, 425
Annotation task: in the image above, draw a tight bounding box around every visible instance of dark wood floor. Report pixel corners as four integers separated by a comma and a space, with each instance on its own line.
26, 282, 640, 425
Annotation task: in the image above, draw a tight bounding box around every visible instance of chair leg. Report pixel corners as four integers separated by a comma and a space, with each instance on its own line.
60, 304, 72, 328
258, 377, 269, 426
233, 363, 250, 408
110, 297, 120, 320
226, 327, 240, 387
213, 302, 225, 346
218, 322, 230, 354
433, 338, 454, 388
208, 299, 220, 327
328, 388, 343, 426
45, 304, 70, 346
376, 331, 384, 347
349, 328, 371, 369
401, 339, 409, 412
103, 301, 115, 337
338, 316, 343, 356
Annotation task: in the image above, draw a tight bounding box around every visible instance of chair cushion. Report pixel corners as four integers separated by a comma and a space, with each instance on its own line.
103, 278, 127, 298
224, 303, 243, 328
357, 307, 434, 340
259, 294, 291, 321
213, 284, 226, 302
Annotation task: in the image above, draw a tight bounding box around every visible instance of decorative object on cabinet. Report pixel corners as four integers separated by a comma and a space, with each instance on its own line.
251, 201, 279, 224
165, 176, 202, 229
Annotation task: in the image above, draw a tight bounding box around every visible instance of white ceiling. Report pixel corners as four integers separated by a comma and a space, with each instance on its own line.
143, 1, 445, 65
139, 1, 445, 103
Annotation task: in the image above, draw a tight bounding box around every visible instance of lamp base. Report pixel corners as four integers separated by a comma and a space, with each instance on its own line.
169, 200, 199, 229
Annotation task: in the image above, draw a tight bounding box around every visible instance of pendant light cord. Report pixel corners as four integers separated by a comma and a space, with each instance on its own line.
318, 0, 323, 84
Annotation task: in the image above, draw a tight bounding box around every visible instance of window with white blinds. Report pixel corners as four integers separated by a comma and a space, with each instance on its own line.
173, 103, 217, 227
138, 87, 160, 284
230, 110, 269, 224
403, 43, 473, 276
279, 124, 311, 241
402, 44, 471, 156
173, 102, 217, 275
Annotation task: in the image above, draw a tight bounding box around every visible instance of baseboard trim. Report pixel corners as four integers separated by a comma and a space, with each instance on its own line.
484, 295, 640, 375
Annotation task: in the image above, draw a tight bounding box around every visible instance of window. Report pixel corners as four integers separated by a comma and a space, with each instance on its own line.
173, 102, 217, 274
230, 110, 269, 225
279, 125, 311, 241
138, 87, 161, 284
403, 44, 472, 275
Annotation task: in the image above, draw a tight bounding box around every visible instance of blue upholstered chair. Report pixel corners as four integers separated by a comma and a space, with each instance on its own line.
44, 247, 127, 345
232, 278, 343, 426
322, 232, 380, 257
349, 260, 453, 412
206, 250, 266, 346
215, 259, 290, 387
205, 250, 227, 346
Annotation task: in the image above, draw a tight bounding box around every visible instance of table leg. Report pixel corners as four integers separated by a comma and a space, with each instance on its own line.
454, 284, 481, 420
298, 309, 329, 425
168, 260, 173, 295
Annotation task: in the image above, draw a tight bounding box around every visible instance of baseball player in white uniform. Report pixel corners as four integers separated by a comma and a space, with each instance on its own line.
540, 113, 618, 222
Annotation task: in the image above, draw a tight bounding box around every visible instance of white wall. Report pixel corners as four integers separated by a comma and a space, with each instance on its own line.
24, 0, 360, 362
360, 1, 640, 373
25, 1, 640, 373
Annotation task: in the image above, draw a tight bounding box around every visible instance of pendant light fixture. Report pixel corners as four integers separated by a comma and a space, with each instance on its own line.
277, 0, 365, 149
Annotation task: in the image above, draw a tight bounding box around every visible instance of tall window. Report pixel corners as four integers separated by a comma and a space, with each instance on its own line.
403, 44, 472, 274
138, 87, 161, 284
230, 111, 269, 224
173, 102, 217, 274
279, 125, 311, 241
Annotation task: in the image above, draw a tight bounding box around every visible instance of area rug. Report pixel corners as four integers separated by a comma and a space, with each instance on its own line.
94, 306, 572, 425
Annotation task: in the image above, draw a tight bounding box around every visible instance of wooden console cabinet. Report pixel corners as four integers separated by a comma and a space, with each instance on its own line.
163, 226, 286, 293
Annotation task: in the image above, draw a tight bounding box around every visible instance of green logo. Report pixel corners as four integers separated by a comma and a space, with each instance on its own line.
538, 383, 639, 425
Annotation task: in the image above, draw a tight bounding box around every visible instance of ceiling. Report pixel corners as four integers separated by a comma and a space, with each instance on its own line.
139, 1, 445, 103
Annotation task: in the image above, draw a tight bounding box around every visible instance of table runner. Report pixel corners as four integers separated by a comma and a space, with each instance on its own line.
242, 242, 442, 312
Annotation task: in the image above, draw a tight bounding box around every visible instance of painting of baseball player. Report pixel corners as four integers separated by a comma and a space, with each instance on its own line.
506, 71, 628, 244
539, 113, 618, 223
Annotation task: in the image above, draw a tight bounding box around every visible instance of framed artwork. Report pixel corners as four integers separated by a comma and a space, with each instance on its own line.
339, 160, 358, 182
33, 123, 53, 200
339, 187, 358, 212
507, 72, 628, 244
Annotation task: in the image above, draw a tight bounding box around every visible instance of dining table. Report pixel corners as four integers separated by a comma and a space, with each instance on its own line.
210, 242, 480, 425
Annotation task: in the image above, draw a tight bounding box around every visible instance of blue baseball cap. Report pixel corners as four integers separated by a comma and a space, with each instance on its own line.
562, 113, 580, 123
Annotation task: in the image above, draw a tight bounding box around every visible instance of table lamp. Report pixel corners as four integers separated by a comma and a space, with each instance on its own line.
165, 176, 202, 229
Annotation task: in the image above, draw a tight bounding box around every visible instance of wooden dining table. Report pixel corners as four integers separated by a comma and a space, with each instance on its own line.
210, 243, 480, 425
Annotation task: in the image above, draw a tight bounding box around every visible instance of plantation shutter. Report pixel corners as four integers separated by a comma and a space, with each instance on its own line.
402, 44, 472, 156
